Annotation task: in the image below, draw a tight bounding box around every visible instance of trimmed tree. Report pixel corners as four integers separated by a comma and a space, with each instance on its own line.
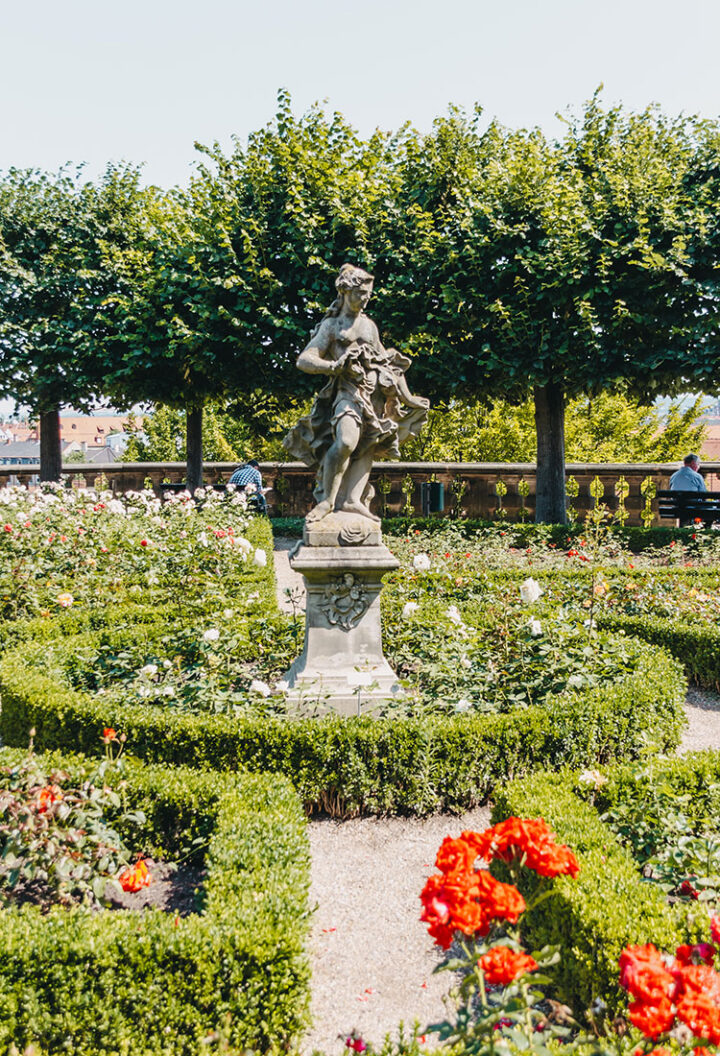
373, 97, 720, 521
0, 164, 155, 480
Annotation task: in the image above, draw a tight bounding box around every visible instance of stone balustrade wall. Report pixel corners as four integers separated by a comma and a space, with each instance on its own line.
1, 461, 718, 526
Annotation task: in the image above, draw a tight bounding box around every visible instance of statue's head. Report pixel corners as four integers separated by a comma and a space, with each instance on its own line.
335, 264, 374, 296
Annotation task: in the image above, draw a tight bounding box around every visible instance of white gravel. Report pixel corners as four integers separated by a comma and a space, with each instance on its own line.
303, 808, 491, 1055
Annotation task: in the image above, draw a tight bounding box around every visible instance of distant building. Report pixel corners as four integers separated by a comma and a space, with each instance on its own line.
0, 440, 118, 466
57, 414, 140, 446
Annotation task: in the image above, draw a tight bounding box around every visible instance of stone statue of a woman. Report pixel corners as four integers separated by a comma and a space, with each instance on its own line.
283, 264, 429, 524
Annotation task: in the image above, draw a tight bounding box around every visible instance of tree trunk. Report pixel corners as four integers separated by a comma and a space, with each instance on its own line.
534, 382, 567, 524
39, 409, 62, 482
186, 405, 203, 492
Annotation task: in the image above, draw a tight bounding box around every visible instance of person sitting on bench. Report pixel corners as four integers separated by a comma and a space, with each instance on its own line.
669, 453, 706, 526
229, 459, 267, 514
670, 453, 706, 493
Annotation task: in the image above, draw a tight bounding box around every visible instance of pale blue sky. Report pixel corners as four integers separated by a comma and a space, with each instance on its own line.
2, 0, 719, 188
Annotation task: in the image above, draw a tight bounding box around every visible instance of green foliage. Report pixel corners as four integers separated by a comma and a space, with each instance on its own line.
597, 612, 720, 689
0, 740, 143, 909
0, 750, 311, 1054
0, 165, 155, 416
601, 774, 720, 903
401, 392, 708, 464
121, 395, 314, 463
0, 639, 685, 816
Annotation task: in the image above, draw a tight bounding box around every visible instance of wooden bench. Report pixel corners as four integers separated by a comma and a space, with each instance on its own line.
657, 489, 720, 526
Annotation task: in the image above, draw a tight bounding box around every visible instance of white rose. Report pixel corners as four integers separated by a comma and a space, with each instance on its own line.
140, 664, 158, 677
402, 601, 420, 618
223, 609, 234, 619
250, 679, 271, 697
162, 660, 172, 669
253, 548, 267, 568
578, 769, 608, 787
446, 605, 464, 625
412, 553, 431, 572
235, 537, 252, 554
519, 577, 542, 605
203, 628, 220, 643
528, 617, 543, 637
455, 698, 472, 712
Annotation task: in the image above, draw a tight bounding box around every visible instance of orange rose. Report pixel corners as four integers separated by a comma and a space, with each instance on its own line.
628, 998, 675, 1038
435, 835, 478, 875
36, 785, 63, 813
619, 944, 677, 1004
478, 945, 538, 986
118, 859, 152, 893
674, 964, 720, 1045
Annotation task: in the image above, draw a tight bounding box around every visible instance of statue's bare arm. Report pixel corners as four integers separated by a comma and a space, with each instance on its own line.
296, 319, 344, 376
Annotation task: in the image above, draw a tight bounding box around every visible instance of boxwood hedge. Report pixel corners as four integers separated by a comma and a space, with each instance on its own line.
0, 635, 686, 816
0, 750, 310, 1055
598, 612, 720, 689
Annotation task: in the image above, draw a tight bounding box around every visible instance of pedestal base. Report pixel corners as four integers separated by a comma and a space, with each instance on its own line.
282, 540, 403, 717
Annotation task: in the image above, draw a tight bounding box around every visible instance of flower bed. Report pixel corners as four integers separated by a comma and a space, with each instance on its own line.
0, 746, 310, 1054
0, 493, 695, 814
0, 483, 273, 627
490, 753, 720, 1018
0, 633, 685, 815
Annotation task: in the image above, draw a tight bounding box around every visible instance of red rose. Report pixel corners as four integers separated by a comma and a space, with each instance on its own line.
628, 997, 675, 1038
619, 944, 677, 1004
435, 835, 478, 875
478, 945, 538, 986
674, 963, 720, 1044
675, 943, 715, 966
118, 859, 152, 893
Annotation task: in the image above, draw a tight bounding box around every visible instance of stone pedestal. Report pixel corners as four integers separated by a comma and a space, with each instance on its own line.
282, 514, 403, 716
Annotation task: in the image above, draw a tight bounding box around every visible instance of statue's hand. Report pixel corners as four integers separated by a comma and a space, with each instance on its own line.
331, 350, 363, 380
330, 350, 351, 376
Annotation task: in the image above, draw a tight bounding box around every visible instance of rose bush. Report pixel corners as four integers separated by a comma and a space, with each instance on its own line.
417, 819, 720, 1056
0, 730, 147, 909
0, 483, 262, 623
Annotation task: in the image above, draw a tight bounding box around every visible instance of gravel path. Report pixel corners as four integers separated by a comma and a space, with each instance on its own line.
271, 539, 720, 1052
681, 684, 720, 753
274, 536, 305, 612
303, 807, 491, 1055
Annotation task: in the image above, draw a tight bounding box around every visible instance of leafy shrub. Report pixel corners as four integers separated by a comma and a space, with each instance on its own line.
0, 734, 144, 909
0, 748, 310, 1054
597, 612, 720, 689
492, 771, 687, 1018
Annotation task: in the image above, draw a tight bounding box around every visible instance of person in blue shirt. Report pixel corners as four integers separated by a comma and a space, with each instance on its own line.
229, 459, 267, 514
669, 454, 706, 493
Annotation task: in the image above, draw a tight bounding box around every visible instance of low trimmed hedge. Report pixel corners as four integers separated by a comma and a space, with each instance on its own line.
598, 612, 720, 689
0, 637, 686, 815
491, 756, 720, 1019
0, 751, 310, 1054
271, 515, 713, 552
